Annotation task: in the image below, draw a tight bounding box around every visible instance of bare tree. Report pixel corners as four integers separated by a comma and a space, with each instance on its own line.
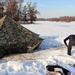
6, 0, 18, 18
17, 0, 23, 21
22, 5, 28, 23
27, 2, 39, 23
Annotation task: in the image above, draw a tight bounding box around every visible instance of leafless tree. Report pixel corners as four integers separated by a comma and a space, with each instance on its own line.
27, 2, 39, 23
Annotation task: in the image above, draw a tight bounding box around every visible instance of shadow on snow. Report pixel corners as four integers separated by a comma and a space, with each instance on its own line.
34, 35, 63, 52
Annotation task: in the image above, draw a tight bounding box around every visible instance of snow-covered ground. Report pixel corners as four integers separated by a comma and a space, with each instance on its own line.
1, 21, 75, 75
22, 21, 75, 50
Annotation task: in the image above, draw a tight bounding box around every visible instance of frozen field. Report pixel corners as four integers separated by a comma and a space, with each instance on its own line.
1, 21, 75, 75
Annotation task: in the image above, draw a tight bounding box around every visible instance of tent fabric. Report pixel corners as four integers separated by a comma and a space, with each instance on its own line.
0, 16, 43, 58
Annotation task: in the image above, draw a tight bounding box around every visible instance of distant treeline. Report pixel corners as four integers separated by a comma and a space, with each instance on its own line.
37, 16, 75, 22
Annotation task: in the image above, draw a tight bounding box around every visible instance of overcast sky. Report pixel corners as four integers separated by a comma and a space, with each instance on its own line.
24, 0, 75, 18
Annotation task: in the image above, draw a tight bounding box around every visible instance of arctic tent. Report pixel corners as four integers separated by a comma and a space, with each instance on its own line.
0, 16, 43, 58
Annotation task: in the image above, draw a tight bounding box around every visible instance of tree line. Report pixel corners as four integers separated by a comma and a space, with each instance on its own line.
0, 0, 39, 23
49, 16, 75, 22
38, 16, 75, 22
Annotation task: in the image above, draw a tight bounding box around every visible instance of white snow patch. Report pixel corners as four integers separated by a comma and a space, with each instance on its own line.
0, 21, 75, 75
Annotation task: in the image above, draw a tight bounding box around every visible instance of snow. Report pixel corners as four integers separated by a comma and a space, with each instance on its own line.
22, 21, 75, 50
1, 21, 75, 75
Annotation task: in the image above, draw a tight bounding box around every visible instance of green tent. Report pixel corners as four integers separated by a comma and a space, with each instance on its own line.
0, 16, 43, 58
